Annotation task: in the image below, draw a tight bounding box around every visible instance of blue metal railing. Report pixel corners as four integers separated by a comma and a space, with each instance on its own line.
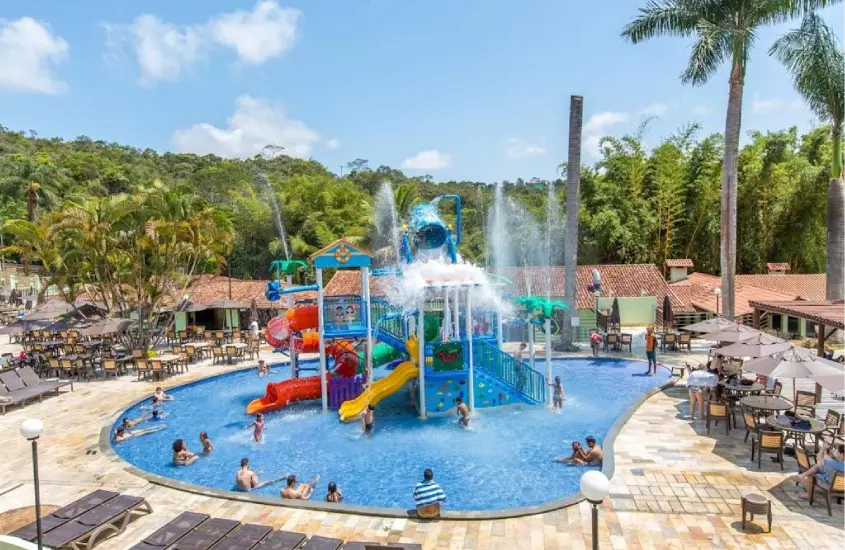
370, 299, 405, 342
472, 340, 545, 404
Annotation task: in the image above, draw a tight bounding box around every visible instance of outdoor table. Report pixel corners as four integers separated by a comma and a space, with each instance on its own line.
721, 381, 765, 394
82, 340, 103, 348
766, 414, 826, 452
740, 395, 792, 414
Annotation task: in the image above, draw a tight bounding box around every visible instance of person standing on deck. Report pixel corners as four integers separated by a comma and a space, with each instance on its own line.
645, 326, 657, 376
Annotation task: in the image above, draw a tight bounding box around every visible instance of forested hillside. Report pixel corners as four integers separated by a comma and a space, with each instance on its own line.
0, 122, 833, 280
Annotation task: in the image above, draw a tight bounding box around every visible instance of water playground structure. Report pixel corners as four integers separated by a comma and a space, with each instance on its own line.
251, 195, 568, 419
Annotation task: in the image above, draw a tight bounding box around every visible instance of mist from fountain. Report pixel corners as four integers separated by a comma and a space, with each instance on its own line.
254, 171, 290, 261
373, 181, 401, 264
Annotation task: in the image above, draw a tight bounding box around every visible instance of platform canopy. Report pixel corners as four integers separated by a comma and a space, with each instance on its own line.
750, 299, 845, 357
310, 239, 373, 269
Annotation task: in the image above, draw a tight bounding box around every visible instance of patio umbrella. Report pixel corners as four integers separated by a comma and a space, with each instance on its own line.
715, 334, 790, 358
79, 318, 136, 336
812, 375, 845, 394
610, 297, 620, 329
662, 295, 673, 330
250, 298, 259, 323
681, 316, 736, 333
743, 347, 845, 400
0, 318, 51, 335
700, 325, 772, 343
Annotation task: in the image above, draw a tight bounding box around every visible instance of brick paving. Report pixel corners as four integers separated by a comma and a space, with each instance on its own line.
0, 349, 842, 549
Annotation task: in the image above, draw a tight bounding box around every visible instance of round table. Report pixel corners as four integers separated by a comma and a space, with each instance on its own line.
766, 414, 826, 450
740, 395, 792, 412
722, 381, 765, 394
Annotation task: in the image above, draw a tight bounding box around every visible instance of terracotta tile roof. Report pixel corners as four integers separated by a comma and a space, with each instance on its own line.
179, 276, 315, 309
665, 259, 694, 268
327, 264, 694, 312
748, 300, 845, 329
766, 262, 791, 271
669, 272, 797, 316
735, 274, 827, 301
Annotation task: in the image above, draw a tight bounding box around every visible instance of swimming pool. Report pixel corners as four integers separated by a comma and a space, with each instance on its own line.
111, 358, 670, 512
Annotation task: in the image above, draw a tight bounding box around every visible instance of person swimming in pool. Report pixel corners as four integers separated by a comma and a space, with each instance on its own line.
571, 436, 603, 466
548, 376, 565, 410
362, 404, 375, 437
152, 387, 174, 404
455, 397, 470, 428
554, 441, 586, 463
281, 474, 320, 500
172, 439, 198, 466
257, 359, 269, 377
235, 458, 284, 492
246, 413, 265, 442
199, 431, 214, 453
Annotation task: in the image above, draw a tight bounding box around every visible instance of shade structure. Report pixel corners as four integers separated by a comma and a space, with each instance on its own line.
700, 324, 777, 344
662, 295, 673, 328
0, 318, 51, 335
743, 348, 844, 379
610, 298, 621, 328
207, 299, 249, 309
78, 318, 136, 336
681, 316, 736, 333
715, 334, 789, 358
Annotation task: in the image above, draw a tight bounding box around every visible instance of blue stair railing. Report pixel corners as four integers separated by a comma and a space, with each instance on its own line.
472, 340, 545, 404
370, 299, 406, 348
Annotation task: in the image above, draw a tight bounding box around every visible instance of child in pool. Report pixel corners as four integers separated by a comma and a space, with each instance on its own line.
548, 376, 565, 410
199, 431, 214, 453
246, 414, 265, 442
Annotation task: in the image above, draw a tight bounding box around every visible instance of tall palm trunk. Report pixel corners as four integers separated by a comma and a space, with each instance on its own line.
720, 60, 744, 319
827, 176, 845, 300
27, 183, 36, 222
562, 95, 583, 346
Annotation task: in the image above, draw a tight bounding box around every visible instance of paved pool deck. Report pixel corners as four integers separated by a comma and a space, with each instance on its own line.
0, 343, 842, 549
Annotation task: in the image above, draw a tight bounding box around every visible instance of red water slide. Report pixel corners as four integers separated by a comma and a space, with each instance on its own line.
246, 375, 324, 415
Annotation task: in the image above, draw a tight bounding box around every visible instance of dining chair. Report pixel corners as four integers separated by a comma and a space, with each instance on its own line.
751, 430, 785, 471
707, 401, 731, 435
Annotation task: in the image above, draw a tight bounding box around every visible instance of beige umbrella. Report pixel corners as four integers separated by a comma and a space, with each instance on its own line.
715, 334, 789, 358
681, 316, 736, 333
743, 347, 845, 400
78, 318, 136, 336
700, 324, 766, 343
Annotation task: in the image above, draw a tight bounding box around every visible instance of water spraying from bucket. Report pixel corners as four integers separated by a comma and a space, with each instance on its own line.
254, 171, 290, 261
374, 181, 401, 264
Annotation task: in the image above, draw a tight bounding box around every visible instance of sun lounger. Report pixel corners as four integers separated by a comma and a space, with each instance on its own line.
41, 494, 152, 550
17, 365, 73, 393
208, 523, 273, 550
258, 531, 307, 550
0, 371, 46, 402
10, 490, 119, 541
300, 536, 343, 550
128, 512, 210, 550
0, 385, 30, 414
170, 517, 240, 550
345, 544, 423, 550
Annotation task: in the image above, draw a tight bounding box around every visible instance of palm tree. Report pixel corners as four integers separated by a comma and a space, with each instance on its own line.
394, 183, 420, 217
770, 12, 844, 300
562, 95, 584, 347
621, 0, 839, 318
0, 157, 60, 221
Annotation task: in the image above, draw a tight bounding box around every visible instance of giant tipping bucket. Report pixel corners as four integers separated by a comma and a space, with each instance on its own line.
410, 203, 448, 250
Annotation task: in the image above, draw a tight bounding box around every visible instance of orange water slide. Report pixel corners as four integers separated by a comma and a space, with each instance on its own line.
246, 375, 324, 415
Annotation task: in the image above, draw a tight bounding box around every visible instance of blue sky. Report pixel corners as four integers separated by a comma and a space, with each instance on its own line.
1, 1, 842, 182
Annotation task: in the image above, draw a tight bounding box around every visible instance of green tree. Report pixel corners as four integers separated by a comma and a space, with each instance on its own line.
0, 155, 62, 221
621, 0, 840, 318
771, 12, 844, 299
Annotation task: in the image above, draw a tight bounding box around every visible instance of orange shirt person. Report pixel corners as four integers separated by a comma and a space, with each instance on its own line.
645, 326, 658, 376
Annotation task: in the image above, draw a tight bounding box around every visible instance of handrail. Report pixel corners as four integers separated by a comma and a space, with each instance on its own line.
472, 340, 545, 404
370, 300, 404, 342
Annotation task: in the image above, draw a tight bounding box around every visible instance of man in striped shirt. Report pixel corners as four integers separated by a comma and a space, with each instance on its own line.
413, 468, 446, 519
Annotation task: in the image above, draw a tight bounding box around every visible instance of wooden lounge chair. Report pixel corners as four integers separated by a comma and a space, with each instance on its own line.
11, 490, 119, 541
129, 512, 210, 550
41, 494, 152, 550
170, 517, 239, 550
208, 523, 273, 550
299, 535, 343, 550
258, 531, 306, 550
17, 365, 73, 394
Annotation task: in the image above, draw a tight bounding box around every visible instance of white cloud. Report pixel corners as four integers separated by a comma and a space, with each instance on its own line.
171, 95, 321, 159
0, 17, 68, 94
326, 138, 341, 150
750, 94, 803, 115
105, 15, 202, 85
692, 105, 713, 116
105, 1, 300, 84
505, 138, 546, 159
583, 111, 629, 158
641, 102, 668, 116
211, 1, 299, 64
402, 150, 452, 170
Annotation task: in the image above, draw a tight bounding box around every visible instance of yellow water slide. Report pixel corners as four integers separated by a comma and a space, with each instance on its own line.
337, 337, 420, 422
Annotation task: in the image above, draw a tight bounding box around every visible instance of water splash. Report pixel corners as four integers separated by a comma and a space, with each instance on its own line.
254, 171, 290, 261
490, 181, 510, 268
373, 181, 401, 265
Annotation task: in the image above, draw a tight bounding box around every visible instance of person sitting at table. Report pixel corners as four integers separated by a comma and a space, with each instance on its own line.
792, 441, 845, 499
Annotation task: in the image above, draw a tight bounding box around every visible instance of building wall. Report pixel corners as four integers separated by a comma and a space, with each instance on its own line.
0, 263, 44, 291
597, 296, 657, 326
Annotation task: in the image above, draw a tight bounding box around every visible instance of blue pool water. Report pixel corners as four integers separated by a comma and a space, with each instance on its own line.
112, 358, 669, 511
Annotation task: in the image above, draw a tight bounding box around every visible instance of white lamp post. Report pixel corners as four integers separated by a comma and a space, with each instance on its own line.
714, 287, 722, 317
20, 418, 44, 550
580, 470, 610, 550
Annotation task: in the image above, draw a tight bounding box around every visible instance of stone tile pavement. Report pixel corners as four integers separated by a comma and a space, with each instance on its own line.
0, 348, 842, 549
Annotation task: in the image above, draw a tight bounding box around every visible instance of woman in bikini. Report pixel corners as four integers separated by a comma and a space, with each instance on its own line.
246, 414, 265, 442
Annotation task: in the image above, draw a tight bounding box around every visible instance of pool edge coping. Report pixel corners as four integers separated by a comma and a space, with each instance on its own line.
100, 358, 681, 520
